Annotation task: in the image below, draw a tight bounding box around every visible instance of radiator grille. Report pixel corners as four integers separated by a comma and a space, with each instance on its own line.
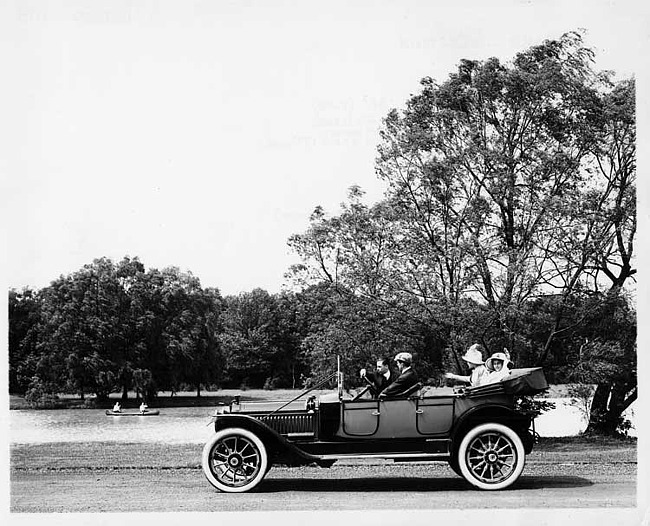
259, 413, 316, 436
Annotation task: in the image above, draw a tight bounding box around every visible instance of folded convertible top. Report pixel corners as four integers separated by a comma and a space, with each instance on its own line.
466, 367, 549, 398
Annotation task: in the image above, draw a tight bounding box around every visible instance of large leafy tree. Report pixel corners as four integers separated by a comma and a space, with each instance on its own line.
219, 289, 288, 389
374, 32, 607, 342
34, 257, 127, 400
290, 32, 636, 434
578, 78, 636, 433
8, 288, 42, 393
159, 271, 223, 397
291, 33, 607, 353
122, 265, 223, 399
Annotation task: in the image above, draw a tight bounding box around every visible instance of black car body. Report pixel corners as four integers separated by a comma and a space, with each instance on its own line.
202, 367, 548, 492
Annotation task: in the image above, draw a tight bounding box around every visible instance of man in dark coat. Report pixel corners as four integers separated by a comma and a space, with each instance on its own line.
360, 357, 396, 397
379, 352, 419, 398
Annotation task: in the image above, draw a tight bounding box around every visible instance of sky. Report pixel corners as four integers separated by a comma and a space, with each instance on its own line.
2, 0, 648, 297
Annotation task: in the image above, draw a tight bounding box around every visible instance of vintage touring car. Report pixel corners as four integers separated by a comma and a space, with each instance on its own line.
202, 365, 548, 493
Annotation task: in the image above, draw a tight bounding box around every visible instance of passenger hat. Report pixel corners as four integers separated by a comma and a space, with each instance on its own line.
394, 352, 412, 365
461, 345, 484, 365
485, 352, 512, 371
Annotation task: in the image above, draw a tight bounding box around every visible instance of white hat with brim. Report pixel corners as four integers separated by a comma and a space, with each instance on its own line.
485, 352, 512, 371
461, 347, 484, 365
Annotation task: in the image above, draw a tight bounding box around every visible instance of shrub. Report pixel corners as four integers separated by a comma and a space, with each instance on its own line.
24, 377, 61, 409
515, 396, 556, 418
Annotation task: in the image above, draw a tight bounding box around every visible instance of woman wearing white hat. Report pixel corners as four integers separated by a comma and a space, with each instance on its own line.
482, 350, 513, 385
445, 343, 490, 386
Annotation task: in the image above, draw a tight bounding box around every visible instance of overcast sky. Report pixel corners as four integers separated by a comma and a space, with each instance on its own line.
3, 0, 646, 296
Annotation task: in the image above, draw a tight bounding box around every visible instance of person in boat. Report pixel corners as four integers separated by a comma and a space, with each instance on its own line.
112, 402, 122, 413
444, 343, 489, 387
139, 401, 148, 414
482, 350, 513, 385
379, 352, 418, 398
359, 356, 396, 397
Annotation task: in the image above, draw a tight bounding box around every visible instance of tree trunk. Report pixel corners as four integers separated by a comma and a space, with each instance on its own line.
585, 382, 636, 435
585, 383, 612, 434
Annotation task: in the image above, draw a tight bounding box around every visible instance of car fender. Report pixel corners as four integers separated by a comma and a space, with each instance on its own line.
450, 402, 533, 450
213, 414, 323, 466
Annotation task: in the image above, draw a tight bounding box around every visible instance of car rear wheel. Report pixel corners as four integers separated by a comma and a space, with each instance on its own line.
457, 422, 525, 490
202, 428, 268, 493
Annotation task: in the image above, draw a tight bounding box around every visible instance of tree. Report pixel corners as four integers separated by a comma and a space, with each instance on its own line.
32, 257, 127, 400
587, 78, 636, 290
291, 283, 448, 388
219, 289, 285, 388
288, 185, 401, 298
376, 32, 606, 333
163, 278, 223, 397
8, 288, 42, 394
289, 32, 636, 433
580, 78, 636, 432
123, 265, 224, 399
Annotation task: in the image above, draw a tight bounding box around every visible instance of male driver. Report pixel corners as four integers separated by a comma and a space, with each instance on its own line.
379, 352, 418, 398
360, 357, 395, 396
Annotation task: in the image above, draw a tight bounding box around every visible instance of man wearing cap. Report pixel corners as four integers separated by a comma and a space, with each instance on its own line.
379, 352, 419, 397
445, 343, 489, 387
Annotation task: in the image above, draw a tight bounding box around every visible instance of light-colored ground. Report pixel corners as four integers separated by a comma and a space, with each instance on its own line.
10, 440, 637, 513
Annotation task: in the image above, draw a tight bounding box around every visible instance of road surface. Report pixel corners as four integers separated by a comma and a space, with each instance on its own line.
10, 442, 637, 513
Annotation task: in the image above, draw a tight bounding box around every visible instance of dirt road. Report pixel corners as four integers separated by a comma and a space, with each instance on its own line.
10, 440, 637, 513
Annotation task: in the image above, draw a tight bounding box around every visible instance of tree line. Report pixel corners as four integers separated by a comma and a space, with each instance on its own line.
9, 32, 636, 435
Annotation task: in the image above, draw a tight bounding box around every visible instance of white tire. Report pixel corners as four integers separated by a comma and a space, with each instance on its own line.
202, 427, 268, 493
457, 422, 526, 490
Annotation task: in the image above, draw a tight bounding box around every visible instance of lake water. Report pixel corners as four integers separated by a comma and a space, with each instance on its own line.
10, 407, 218, 445
10, 398, 637, 445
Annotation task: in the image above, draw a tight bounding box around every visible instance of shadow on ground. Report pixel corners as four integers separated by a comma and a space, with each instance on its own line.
259, 475, 593, 493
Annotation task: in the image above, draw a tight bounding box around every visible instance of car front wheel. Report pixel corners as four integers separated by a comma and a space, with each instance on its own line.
202, 427, 268, 493
457, 422, 525, 490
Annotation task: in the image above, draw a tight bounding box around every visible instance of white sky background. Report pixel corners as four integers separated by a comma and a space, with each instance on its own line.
2, 0, 647, 297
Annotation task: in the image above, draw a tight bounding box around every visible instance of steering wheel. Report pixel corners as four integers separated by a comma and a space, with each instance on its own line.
351, 385, 372, 401
361, 373, 379, 397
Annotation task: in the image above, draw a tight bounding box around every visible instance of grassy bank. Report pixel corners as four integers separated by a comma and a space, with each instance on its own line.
10, 436, 636, 472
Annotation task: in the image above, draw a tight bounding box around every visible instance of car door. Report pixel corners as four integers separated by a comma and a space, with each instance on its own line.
341, 399, 381, 436
373, 398, 419, 438
414, 395, 454, 435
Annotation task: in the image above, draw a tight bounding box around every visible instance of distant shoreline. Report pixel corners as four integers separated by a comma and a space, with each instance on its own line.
11, 384, 585, 411
9, 388, 334, 411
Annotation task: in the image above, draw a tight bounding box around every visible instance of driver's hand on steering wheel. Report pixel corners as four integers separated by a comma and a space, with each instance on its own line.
360, 368, 367, 378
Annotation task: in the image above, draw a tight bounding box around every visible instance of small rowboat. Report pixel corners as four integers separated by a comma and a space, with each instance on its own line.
105, 409, 160, 416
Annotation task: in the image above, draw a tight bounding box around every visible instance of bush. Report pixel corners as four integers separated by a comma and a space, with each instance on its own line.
567, 383, 596, 423
25, 378, 61, 409
515, 396, 556, 418
81, 398, 99, 409
263, 376, 283, 390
